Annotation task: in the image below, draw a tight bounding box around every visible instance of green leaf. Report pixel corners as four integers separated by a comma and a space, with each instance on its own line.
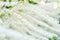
48, 36, 57, 40
53, 36, 57, 40
5, 6, 13, 9
0, 13, 5, 18
48, 38, 52, 40
3, 0, 6, 2
18, 0, 24, 1
9, 0, 12, 2
28, 0, 37, 5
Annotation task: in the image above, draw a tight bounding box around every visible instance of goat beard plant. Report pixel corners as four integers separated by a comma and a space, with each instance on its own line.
0, 0, 60, 40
